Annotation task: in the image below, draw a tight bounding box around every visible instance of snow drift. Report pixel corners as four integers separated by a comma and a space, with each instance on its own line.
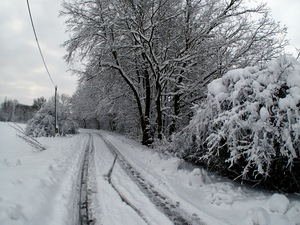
175, 55, 300, 192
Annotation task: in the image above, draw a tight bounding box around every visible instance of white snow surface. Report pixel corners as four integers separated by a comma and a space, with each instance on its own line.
0, 122, 300, 225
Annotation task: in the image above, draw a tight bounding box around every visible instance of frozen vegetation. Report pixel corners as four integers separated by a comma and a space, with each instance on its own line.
25, 94, 78, 137
174, 56, 300, 192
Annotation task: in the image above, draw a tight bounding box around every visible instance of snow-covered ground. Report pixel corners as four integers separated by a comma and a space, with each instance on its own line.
0, 122, 86, 225
0, 122, 299, 225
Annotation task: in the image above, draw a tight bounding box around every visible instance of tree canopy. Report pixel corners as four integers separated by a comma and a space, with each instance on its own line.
61, 0, 287, 144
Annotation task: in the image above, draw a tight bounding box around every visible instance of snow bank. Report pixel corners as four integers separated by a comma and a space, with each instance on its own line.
188, 168, 211, 187
268, 193, 290, 214
250, 207, 270, 225
0, 122, 85, 225
160, 158, 184, 173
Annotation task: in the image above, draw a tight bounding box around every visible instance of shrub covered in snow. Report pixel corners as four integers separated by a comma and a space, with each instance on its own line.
25, 95, 78, 137
175, 56, 300, 192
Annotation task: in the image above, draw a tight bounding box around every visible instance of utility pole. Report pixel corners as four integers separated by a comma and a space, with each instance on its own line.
54, 86, 58, 135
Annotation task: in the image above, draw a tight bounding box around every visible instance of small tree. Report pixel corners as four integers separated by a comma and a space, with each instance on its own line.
26, 95, 78, 137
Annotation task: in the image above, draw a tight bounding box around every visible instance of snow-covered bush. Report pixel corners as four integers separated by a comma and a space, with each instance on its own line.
25, 95, 78, 137
176, 56, 300, 192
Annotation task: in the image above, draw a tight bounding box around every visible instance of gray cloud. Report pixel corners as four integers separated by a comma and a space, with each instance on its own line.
266, 0, 300, 54
0, 0, 77, 105
0, 0, 299, 105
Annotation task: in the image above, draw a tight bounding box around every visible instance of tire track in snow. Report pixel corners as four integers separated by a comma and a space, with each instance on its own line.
78, 134, 96, 225
97, 133, 205, 225
105, 154, 151, 225
80, 132, 149, 225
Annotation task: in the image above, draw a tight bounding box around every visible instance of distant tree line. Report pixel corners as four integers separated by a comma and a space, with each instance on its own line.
0, 97, 46, 123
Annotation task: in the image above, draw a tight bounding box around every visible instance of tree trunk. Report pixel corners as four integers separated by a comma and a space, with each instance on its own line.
170, 76, 183, 135
156, 78, 163, 140
170, 0, 191, 135
83, 119, 86, 128
95, 118, 100, 130
143, 69, 152, 145
111, 50, 152, 145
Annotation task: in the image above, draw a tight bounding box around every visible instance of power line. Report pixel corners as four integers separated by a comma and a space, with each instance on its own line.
26, 0, 58, 135
26, 0, 56, 87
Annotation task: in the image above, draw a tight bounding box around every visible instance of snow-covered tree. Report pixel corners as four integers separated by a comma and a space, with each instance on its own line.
175, 56, 300, 192
61, 0, 286, 144
26, 95, 78, 137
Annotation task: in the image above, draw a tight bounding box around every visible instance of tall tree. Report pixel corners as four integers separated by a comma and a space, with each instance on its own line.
61, 0, 286, 144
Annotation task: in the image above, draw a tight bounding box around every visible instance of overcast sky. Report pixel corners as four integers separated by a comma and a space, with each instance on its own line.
0, 0, 299, 105
0, 0, 77, 105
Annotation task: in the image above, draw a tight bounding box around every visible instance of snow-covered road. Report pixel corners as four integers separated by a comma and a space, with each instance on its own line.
1, 122, 300, 225
79, 132, 153, 225
80, 131, 202, 225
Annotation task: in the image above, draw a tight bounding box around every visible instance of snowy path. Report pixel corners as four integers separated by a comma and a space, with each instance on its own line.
80, 131, 184, 225
1, 123, 300, 225
77, 132, 149, 225
76, 130, 239, 225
